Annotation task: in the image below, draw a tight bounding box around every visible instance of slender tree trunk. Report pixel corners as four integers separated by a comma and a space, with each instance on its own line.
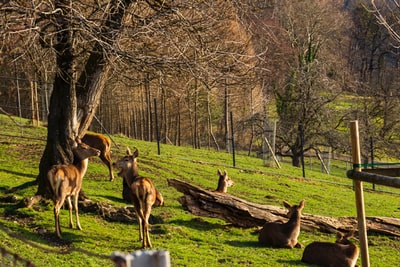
140, 79, 146, 140
145, 74, 152, 141
206, 87, 219, 151
224, 86, 230, 152
176, 97, 181, 146
194, 79, 199, 149
162, 86, 168, 144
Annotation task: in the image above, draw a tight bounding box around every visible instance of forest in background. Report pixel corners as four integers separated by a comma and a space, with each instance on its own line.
1, 0, 400, 166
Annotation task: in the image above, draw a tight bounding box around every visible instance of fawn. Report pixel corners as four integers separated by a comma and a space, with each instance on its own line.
47, 140, 100, 238
258, 199, 305, 248
214, 169, 234, 193
82, 133, 114, 181
113, 147, 162, 248
302, 231, 359, 267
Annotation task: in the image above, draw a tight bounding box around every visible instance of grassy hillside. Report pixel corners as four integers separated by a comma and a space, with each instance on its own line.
0, 114, 399, 266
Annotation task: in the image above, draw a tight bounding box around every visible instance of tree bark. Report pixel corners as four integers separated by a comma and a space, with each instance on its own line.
36, 1, 77, 198
168, 178, 400, 237
36, 0, 135, 198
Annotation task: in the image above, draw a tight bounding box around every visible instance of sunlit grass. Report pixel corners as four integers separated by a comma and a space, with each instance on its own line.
0, 114, 399, 266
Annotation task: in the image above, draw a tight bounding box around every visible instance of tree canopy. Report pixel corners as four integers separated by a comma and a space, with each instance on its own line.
1, 0, 400, 180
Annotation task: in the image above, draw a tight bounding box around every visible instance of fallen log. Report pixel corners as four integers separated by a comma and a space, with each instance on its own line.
168, 178, 400, 237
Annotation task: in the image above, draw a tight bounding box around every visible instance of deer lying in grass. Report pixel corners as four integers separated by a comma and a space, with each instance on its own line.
301, 231, 360, 267
214, 169, 234, 193
113, 147, 162, 248
258, 199, 305, 248
47, 140, 100, 238
155, 189, 164, 207
82, 133, 114, 181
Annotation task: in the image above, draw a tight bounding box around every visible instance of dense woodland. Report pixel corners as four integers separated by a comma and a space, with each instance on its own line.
1, 0, 400, 168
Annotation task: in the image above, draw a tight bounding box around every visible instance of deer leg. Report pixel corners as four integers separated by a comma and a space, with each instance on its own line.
100, 154, 114, 182
54, 195, 67, 238
67, 196, 74, 229
294, 242, 303, 248
135, 213, 143, 242
143, 207, 152, 248
54, 205, 62, 238
73, 193, 82, 230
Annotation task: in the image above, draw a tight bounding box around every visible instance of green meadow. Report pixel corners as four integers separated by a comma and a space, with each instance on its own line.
0, 114, 399, 266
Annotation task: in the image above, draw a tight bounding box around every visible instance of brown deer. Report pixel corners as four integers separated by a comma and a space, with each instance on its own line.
113, 147, 162, 248
258, 199, 305, 248
82, 133, 114, 181
214, 169, 234, 193
301, 231, 360, 267
47, 140, 100, 238
155, 189, 164, 207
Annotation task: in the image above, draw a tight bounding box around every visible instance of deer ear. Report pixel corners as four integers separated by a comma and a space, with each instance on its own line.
344, 230, 355, 239
218, 169, 222, 176
283, 201, 291, 209
134, 148, 139, 158
224, 170, 228, 176
336, 231, 344, 240
126, 147, 132, 155
299, 199, 305, 209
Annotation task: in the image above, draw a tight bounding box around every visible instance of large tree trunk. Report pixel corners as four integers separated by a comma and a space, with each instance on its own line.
35, 0, 135, 199
36, 1, 77, 198
168, 178, 400, 237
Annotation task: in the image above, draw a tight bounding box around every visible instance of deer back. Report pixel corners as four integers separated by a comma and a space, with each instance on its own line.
301, 231, 359, 267
82, 133, 111, 154
48, 164, 81, 199
82, 133, 114, 181
131, 177, 157, 208
258, 199, 305, 248
48, 142, 99, 197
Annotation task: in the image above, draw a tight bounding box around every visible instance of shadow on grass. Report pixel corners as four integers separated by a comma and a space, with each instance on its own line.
91, 194, 127, 204
169, 218, 228, 231
225, 239, 260, 248
0, 167, 37, 180
276, 259, 309, 266
0, 179, 37, 194
0, 219, 111, 260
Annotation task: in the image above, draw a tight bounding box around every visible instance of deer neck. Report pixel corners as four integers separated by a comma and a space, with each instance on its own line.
124, 162, 140, 186
216, 179, 227, 192
286, 210, 301, 227
75, 158, 89, 177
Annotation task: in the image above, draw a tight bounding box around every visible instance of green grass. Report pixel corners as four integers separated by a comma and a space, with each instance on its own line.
0, 114, 399, 266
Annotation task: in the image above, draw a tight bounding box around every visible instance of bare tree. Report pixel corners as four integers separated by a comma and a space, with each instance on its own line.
349, 1, 400, 160
371, 0, 400, 45
272, 0, 351, 166
1, 0, 165, 198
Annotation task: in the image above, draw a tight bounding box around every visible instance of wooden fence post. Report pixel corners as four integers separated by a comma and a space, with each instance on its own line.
350, 120, 370, 267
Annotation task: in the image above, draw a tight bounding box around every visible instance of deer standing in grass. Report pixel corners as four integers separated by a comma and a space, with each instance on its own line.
214, 169, 234, 193
82, 133, 114, 181
258, 199, 305, 248
113, 147, 162, 248
47, 140, 100, 238
302, 231, 360, 267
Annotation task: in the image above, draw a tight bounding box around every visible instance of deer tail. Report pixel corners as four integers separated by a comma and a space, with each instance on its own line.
48, 168, 64, 197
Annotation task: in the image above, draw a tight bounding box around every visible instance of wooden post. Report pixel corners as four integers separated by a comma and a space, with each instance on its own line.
350, 120, 370, 267
264, 137, 281, 168
316, 150, 329, 174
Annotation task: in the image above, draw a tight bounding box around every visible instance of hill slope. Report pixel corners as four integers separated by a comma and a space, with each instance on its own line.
0, 114, 399, 266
